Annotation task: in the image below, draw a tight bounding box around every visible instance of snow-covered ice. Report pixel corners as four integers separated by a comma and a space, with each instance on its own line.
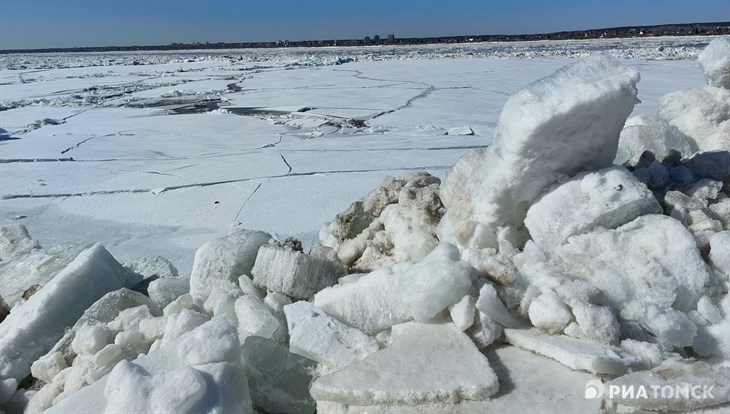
438, 55, 640, 249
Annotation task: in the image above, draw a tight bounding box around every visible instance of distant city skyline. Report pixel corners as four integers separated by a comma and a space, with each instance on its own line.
1, 0, 728, 50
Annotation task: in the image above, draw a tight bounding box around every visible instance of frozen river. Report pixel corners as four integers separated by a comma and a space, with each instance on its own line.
0, 37, 711, 272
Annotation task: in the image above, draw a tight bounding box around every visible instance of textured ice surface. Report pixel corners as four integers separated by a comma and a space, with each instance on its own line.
475, 283, 524, 328
0, 243, 88, 308
606, 359, 730, 411
189, 229, 272, 302
234, 295, 280, 340
48, 316, 251, 414
439, 55, 639, 249
313, 243, 473, 334
311, 323, 499, 405
525, 167, 661, 250
241, 335, 316, 414
658, 86, 730, 152
698, 37, 730, 89
148, 275, 190, 309
251, 243, 347, 300
710, 231, 730, 276
0, 244, 126, 388
504, 329, 644, 375
284, 301, 379, 369
615, 115, 696, 164
527, 291, 572, 334
41, 288, 159, 369
320, 172, 444, 271
0, 223, 39, 262
529, 214, 713, 348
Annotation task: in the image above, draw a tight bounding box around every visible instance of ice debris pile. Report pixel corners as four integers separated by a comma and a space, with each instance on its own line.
1, 38, 730, 414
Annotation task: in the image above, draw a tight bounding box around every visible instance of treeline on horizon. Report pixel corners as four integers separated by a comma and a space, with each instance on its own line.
2, 22, 729, 54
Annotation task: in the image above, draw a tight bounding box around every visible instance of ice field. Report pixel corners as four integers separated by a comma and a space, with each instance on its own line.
0, 37, 715, 271
0, 36, 729, 413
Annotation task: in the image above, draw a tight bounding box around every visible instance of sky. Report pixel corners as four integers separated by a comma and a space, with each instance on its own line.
1, 0, 728, 50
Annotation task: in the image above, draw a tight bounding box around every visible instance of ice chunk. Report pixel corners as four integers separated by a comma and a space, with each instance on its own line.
238, 275, 264, 299
188, 229, 272, 302
202, 287, 241, 317
709, 231, 730, 276
698, 36, 730, 89
147, 275, 190, 309
48, 316, 250, 414
664, 190, 723, 253
321, 172, 444, 270
122, 256, 178, 280
570, 303, 620, 345
449, 294, 476, 331
475, 283, 523, 328
43, 288, 159, 367
439, 55, 639, 249
525, 167, 661, 250
552, 215, 710, 313
606, 359, 730, 411
658, 86, 730, 152
504, 329, 643, 375
234, 295, 279, 339
0, 378, 17, 405
467, 311, 503, 348
30, 351, 67, 384
446, 125, 475, 136
0, 243, 88, 308
615, 115, 696, 164
0, 223, 39, 262
527, 291, 572, 334
697, 295, 722, 324
313, 243, 474, 334
251, 242, 347, 300
71, 324, 112, 356
104, 361, 207, 414
161, 308, 208, 346
241, 335, 316, 414
0, 244, 127, 387
311, 323, 499, 406
694, 294, 730, 358
263, 291, 291, 345
284, 301, 379, 369
107, 305, 154, 332
461, 248, 518, 285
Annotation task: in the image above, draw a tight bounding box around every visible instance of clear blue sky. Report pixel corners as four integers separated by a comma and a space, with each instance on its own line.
1, 0, 728, 50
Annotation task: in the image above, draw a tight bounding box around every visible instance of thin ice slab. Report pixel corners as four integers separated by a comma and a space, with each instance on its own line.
504, 328, 642, 375
310, 323, 499, 406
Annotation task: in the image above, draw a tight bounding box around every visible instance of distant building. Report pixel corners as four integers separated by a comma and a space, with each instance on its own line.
387, 34, 395, 43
